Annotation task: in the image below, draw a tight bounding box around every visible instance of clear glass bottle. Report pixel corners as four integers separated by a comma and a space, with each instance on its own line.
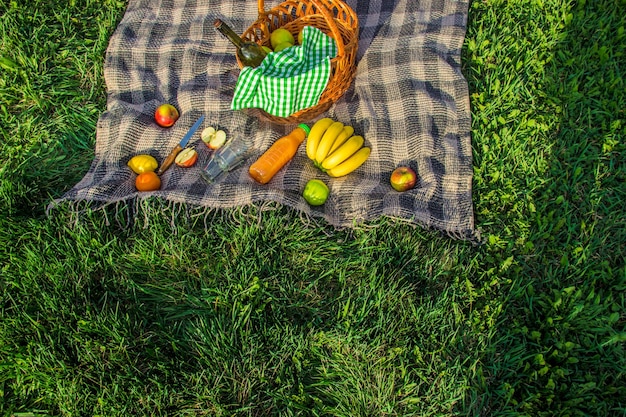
214, 19, 267, 68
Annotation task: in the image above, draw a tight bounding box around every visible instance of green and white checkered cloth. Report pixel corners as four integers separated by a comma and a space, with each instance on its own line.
231, 26, 337, 117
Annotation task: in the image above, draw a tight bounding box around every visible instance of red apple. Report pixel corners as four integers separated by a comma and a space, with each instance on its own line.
154, 103, 179, 127
390, 166, 417, 192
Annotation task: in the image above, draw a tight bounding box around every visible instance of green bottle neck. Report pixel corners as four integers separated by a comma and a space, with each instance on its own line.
214, 19, 243, 49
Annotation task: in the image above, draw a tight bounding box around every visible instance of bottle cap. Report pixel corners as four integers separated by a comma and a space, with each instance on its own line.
297, 123, 311, 136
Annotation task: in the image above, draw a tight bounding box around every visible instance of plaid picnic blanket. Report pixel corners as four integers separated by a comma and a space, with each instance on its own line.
51, 0, 481, 242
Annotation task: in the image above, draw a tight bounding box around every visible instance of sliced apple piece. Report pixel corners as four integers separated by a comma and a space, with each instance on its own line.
174, 147, 198, 167
201, 126, 227, 150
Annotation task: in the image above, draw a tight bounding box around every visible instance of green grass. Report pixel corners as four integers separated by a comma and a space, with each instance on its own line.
1, 0, 624, 415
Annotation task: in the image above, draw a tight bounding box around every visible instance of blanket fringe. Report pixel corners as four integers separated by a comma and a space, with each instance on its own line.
47, 197, 483, 244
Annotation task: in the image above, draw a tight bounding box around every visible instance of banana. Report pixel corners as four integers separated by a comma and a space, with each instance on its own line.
306, 117, 334, 160
305, 119, 370, 178
321, 135, 364, 171
328, 125, 354, 155
315, 121, 344, 163
327, 147, 371, 177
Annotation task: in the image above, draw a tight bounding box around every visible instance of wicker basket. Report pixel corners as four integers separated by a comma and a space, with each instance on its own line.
236, 0, 359, 124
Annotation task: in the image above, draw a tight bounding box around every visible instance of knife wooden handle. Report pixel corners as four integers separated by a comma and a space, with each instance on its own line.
157, 144, 182, 176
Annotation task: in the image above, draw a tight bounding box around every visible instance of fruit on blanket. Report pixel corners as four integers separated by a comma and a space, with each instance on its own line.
303, 179, 329, 206
201, 126, 227, 150
270, 28, 295, 49
306, 118, 334, 160
315, 121, 344, 163
321, 135, 364, 170
127, 154, 158, 174
390, 166, 417, 191
327, 146, 371, 178
154, 103, 179, 127
174, 147, 198, 167
262, 46, 273, 54
135, 171, 161, 191
306, 117, 371, 177
328, 125, 354, 155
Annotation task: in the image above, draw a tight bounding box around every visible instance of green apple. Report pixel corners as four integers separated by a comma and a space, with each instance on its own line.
298, 27, 305, 45
303, 179, 329, 206
273, 42, 293, 52
270, 28, 295, 49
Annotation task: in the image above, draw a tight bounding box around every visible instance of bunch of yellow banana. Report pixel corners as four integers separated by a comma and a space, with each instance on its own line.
305, 118, 371, 177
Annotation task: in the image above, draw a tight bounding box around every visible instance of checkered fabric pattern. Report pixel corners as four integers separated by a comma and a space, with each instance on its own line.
51, 0, 481, 242
232, 26, 337, 117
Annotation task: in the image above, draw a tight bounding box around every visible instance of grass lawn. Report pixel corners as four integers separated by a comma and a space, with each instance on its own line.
1, 0, 624, 415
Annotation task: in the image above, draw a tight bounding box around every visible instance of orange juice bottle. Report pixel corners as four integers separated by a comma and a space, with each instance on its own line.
249, 124, 310, 184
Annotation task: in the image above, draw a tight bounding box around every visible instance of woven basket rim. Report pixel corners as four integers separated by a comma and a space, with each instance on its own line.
238, 0, 359, 124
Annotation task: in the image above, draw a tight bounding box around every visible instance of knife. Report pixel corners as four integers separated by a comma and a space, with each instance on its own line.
157, 115, 205, 176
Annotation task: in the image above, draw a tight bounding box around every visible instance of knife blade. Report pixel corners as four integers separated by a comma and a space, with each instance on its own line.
157, 115, 205, 176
